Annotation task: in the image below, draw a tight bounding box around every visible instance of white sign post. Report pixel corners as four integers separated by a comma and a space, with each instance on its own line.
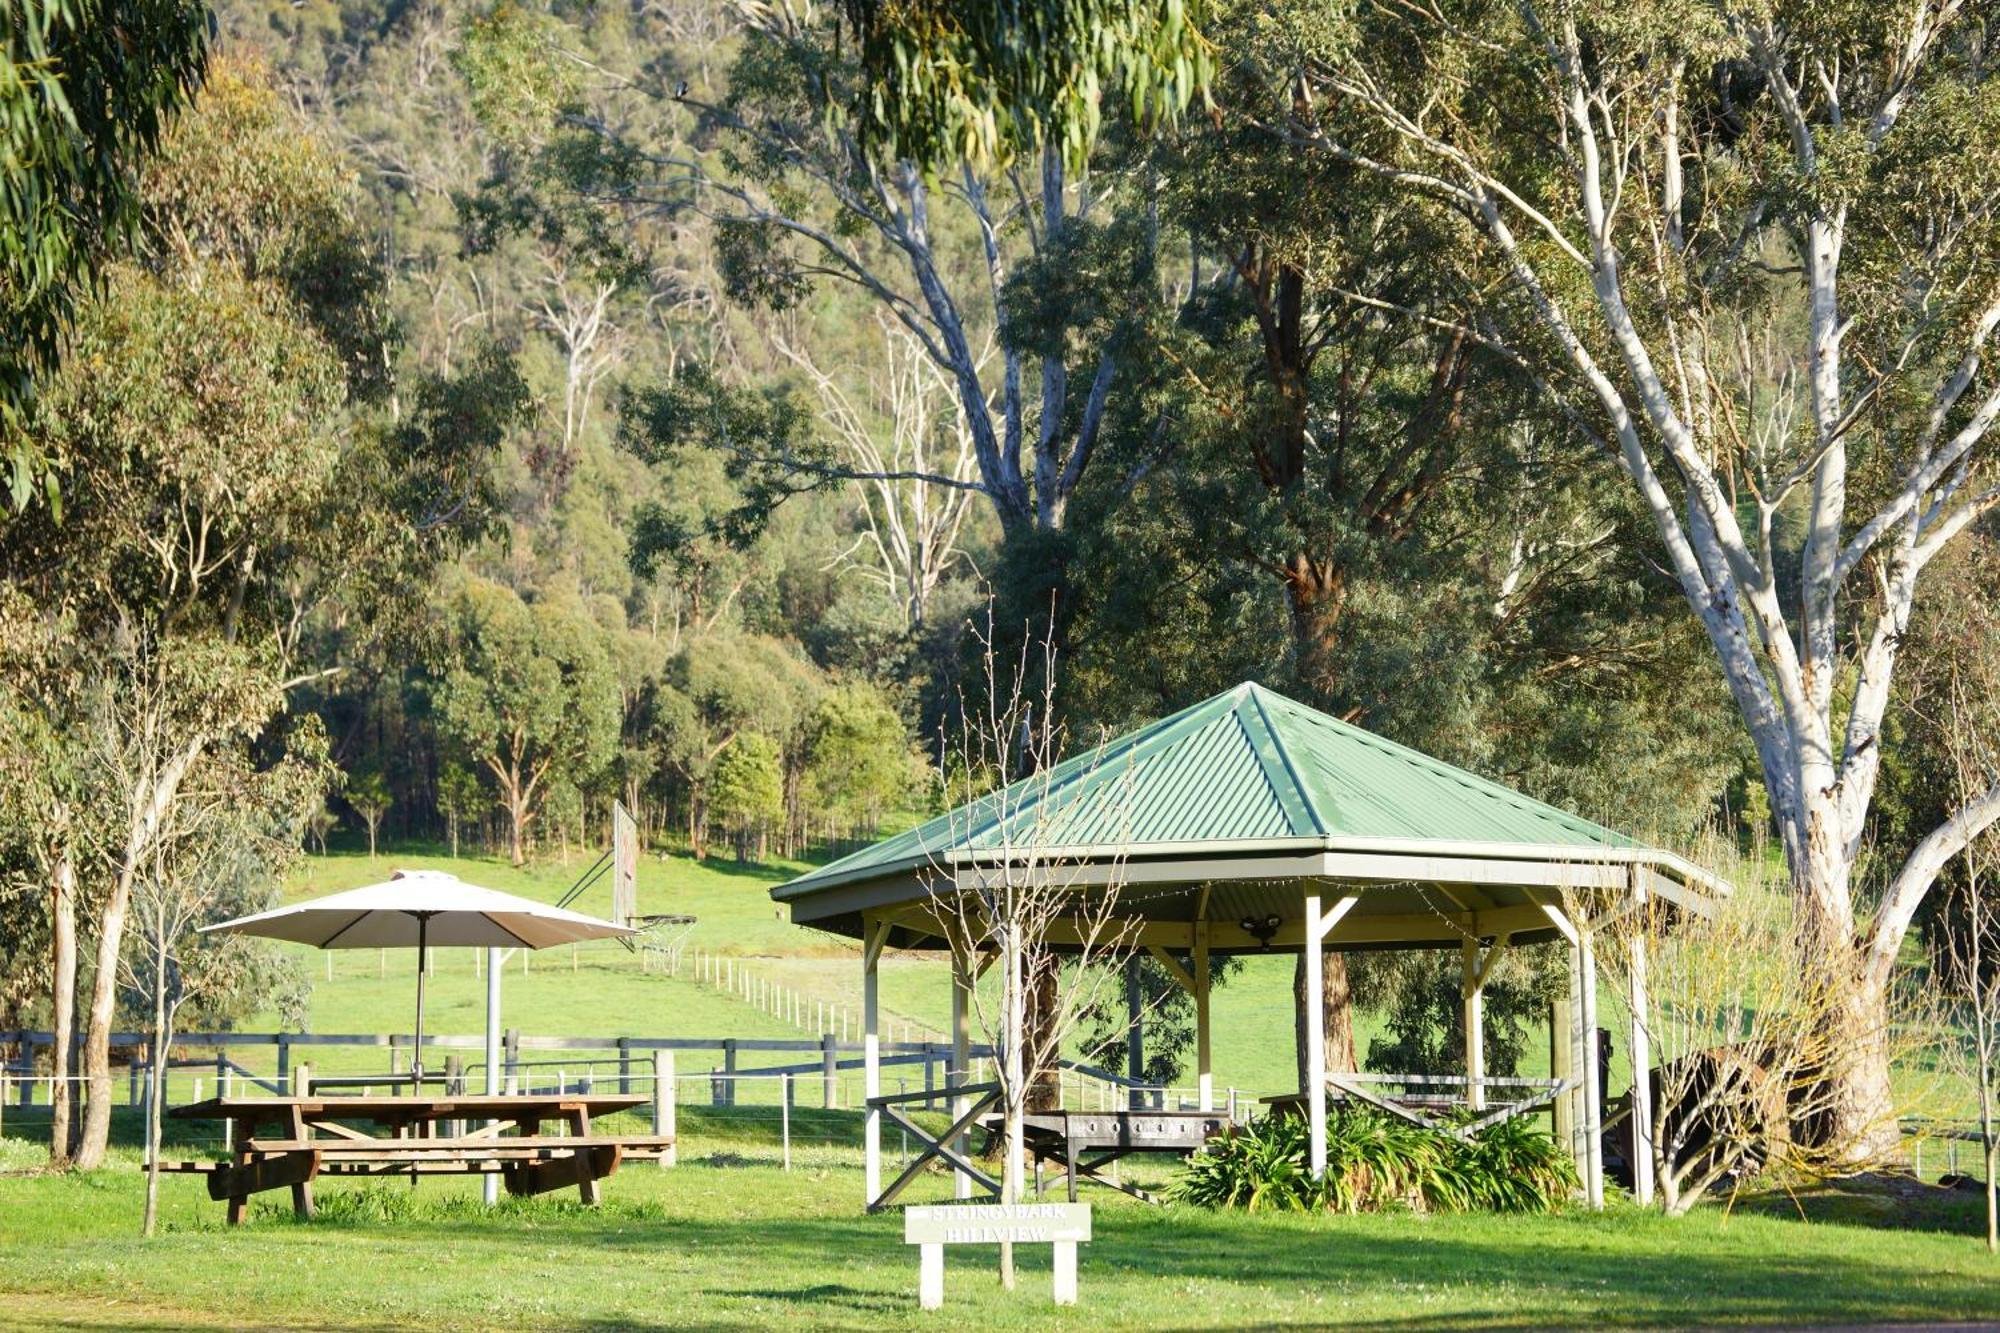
902, 1202, 1091, 1310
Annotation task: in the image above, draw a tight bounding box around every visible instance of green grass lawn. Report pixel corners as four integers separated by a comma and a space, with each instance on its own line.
5, 841, 1999, 1329
2, 1134, 1998, 1331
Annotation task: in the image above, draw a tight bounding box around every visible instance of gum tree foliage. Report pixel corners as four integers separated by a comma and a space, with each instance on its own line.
0, 0, 208, 507
1301, 0, 2000, 1156
345, 769, 393, 858
801, 683, 922, 841
459, 2, 1189, 562
708, 731, 785, 860
644, 630, 825, 859
818, 0, 1213, 172
0, 61, 511, 1169
428, 574, 621, 867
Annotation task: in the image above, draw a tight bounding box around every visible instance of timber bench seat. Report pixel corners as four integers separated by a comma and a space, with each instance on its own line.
162, 1093, 671, 1224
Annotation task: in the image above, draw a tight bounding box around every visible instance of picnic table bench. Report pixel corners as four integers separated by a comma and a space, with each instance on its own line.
162, 1093, 671, 1224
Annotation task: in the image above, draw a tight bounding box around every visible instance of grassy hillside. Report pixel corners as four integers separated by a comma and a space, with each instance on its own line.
253, 846, 1449, 1099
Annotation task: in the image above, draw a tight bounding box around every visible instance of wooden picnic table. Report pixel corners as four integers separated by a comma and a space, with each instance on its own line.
163, 1093, 669, 1224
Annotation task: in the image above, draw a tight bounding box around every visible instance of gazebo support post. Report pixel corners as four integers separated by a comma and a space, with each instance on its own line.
1193, 920, 1212, 1113
1540, 903, 1603, 1209
862, 915, 889, 1206
1125, 956, 1144, 1109
950, 945, 973, 1201
483, 946, 501, 1207
1458, 933, 1511, 1113
1628, 909, 1655, 1206
1579, 926, 1603, 1208
1303, 893, 1359, 1180
1460, 938, 1485, 1112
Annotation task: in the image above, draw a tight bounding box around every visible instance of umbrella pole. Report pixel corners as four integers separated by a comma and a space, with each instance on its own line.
414, 916, 427, 1089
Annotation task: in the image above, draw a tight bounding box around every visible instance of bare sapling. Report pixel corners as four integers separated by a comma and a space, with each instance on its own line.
1602, 875, 1846, 1216
111, 658, 321, 1237
1936, 667, 2000, 1251
922, 612, 1140, 1289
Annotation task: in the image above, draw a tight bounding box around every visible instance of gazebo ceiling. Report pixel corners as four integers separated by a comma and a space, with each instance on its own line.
774, 682, 1726, 952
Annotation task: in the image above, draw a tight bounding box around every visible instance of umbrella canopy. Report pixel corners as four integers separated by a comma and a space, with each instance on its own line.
203, 869, 636, 950
204, 869, 633, 1081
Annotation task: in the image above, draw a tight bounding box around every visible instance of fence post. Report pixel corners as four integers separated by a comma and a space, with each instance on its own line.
277, 1035, 290, 1092
781, 1072, 791, 1172
444, 1056, 465, 1136
0, 1066, 7, 1138
653, 1051, 676, 1167
129, 1059, 139, 1108
822, 1034, 837, 1110
923, 1044, 935, 1107
711, 1066, 724, 1107
504, 1028, 520, 1088
295, 1061, 312, 1099
723, 1039, 738, 1108
220, 1066, 234, 1152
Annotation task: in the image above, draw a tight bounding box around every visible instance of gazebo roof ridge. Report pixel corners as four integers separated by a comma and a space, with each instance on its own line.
1237, 682, 1639, 852
777, 680, 1708, 905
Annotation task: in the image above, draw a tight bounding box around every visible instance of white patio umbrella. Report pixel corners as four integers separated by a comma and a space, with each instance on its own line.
203, 869, 634, 1083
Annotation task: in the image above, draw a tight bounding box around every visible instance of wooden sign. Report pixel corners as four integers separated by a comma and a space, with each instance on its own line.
903, 1203, 1091, 1309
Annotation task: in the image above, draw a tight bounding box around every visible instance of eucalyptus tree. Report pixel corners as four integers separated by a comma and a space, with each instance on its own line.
428, 575, 621, 866
1153, 3, 1528, 701
458, 3, 1184, 554
1301, 0, 2000, 1153
1, 0, 208, 506
0, 61, 509, 1169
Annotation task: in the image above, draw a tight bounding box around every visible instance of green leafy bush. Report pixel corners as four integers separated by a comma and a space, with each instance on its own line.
1170, 1108, 1577, 1215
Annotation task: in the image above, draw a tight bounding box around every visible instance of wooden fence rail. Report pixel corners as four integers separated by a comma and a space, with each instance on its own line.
0, 1030, 1153, 1116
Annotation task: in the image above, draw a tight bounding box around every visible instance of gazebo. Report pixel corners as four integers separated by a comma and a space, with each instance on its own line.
773, 682, 1726, 1209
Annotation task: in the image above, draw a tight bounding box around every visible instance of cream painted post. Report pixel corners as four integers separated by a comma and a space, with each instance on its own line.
1579, 928, 1603, 1209
1053, 1239, 1078, 1305
918, 1242, 944, 1310
1304, 895, 1327, 1180
1460, 937, 1485, 1112
1539, 902, 1595, 1206
1303, 893, 1358, 1179
950, 947, 973, 1201
1628, 928, 1654, 1206
483, 945, 502, 1206
655, 1050, 677, 1168
1193, 919, 1213, 1113
863, 915, 887, 1206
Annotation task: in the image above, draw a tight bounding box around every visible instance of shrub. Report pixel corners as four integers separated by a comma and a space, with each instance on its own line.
1170, 1107, 1577, 1215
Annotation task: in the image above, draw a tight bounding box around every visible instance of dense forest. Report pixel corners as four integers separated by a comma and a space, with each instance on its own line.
4, 0, 1997, 1169
186, 0, 1759, 855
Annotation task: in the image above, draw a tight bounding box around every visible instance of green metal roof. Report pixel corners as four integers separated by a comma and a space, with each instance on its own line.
777, 682, 1659, 902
